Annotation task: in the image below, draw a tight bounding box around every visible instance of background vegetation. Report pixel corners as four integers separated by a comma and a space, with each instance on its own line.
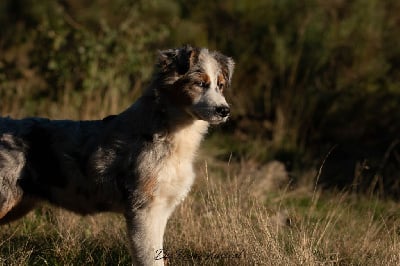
1, 0, 399, 193
1, 0, 400, 265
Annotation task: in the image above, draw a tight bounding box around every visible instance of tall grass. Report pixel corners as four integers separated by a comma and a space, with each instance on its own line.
1, 161, 399, 265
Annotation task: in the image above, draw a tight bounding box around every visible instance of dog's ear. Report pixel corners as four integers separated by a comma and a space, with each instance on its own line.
157, 49, 178, 71
176, 45, 196, 74
225, 57, 235, 84
212, 51, 235, 85
158, 45, 197, 75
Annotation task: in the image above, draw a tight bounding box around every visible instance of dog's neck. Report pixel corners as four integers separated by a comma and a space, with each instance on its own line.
119, 86, 209, 144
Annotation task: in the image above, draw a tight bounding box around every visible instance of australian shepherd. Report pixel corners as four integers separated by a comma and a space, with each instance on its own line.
0, 45, 234, 265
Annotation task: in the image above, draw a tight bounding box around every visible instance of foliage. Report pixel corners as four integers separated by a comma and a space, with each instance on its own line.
0, 0, 399, 193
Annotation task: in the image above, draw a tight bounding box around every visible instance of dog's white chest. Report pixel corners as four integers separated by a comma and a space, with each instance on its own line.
155, 121, 208, 206
156, 157, 195, 206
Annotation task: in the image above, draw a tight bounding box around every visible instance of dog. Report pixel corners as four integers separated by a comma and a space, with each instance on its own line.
0, 45, 234, 265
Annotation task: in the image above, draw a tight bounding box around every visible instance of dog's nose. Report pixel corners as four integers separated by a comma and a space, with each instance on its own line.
215, 106, 230, 118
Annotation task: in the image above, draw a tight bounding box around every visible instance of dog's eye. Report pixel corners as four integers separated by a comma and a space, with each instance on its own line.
196, 81, 208, 88
218, 82, 225, 91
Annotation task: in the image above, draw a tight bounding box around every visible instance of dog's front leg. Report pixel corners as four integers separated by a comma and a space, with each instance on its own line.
126, 200, 173, 266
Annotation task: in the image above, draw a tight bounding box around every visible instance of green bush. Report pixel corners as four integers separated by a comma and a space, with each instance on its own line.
1, 0, 399, 194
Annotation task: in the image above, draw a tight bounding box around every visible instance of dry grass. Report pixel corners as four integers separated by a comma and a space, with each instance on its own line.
1, 160, 399, 265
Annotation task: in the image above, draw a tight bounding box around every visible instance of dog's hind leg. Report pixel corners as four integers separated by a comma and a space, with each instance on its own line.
0, 135, 26, 222
0, 177, 24, 221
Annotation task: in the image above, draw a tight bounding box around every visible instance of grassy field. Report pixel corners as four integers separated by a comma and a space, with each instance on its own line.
1, 156, 399, 265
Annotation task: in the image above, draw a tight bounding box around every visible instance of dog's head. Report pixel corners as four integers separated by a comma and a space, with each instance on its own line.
156, 45, 235, 125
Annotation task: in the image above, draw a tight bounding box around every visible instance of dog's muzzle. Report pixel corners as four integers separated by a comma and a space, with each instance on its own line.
215, 105, 230, 118
187, 104, 230, 124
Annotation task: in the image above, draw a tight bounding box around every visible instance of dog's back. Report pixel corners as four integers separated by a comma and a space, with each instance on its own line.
0, 117, 126, 218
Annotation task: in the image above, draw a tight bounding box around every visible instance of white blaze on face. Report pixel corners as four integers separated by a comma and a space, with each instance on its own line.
199, 50, 228, 107
201, 50, 218, 89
